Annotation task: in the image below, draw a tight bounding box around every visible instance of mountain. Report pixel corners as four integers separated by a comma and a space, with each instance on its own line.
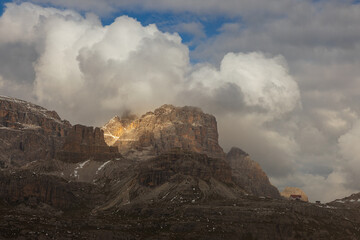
2, 96, 360, 239
226, 147, 281, 199
102, 104, 225, 160
56, 124, 121, 163
329, 192, 360, 206
0, 96, 70, 168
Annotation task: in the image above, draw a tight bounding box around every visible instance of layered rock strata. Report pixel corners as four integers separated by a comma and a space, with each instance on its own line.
0, 96, 71, 168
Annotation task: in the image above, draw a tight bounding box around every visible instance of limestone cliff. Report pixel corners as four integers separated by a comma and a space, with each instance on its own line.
56, 124, 121, 163
226, 147, 281, 199
102, 105, 225, 159
0, 96, 71, 168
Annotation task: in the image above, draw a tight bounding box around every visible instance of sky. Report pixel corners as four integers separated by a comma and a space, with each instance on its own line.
1, 0, 360, 202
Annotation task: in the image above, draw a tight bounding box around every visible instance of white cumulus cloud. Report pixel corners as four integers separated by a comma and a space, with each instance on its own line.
0, 2, 189, 125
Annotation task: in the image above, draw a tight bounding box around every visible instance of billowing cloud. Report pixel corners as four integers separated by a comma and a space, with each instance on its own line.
183, 52, 300, 116
0, 2, 189, 125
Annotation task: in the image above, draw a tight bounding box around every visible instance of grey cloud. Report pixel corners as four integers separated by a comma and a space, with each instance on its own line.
178, 82, 246, 115
0, 42, 37, 83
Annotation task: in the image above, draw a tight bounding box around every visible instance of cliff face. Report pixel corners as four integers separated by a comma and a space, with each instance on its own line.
0, 96, 70, 135
226, 147, 281, 199
0, 171, 105, 209
0, 96, 71, 168
138, 150, 232, 188
0, 171, 77, 209
102, 105, 225, 159
56, 124, 121, 163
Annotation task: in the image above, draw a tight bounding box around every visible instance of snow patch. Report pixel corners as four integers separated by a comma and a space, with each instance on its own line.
72, 159, 90, 179
104, 133, 120, 139
96, 160, 111, 174
79, 159, 90, 169
22, 124, 41, 129
161, 192, 170, 199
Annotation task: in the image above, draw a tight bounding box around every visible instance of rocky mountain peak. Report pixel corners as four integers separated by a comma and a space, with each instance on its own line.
227, 147, 249, 158
102, 104, 225, 159
0, 95, 70, 134
226, 147, 281, 199
0, 96, 71, 168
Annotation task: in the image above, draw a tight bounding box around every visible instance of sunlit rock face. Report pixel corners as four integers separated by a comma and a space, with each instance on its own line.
56, 124, 121, 163
226, 147, 281, 199
102, 104, 225, 160
281, 187, 309, 202
0, 96, 71, 168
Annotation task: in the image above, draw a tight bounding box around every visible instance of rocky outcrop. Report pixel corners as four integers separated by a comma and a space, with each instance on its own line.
96, 149, 244, 210
56, 125, 121, 163
281, 187, 309, 202
0, 171, 76, 209
0, 96, 71, 168
226, 147, 281, 199
0, 171, 106, 210
138, 149, 232, 187
329, 192, 360, 207
102, 105, 225, 159
0, 96, 70, 134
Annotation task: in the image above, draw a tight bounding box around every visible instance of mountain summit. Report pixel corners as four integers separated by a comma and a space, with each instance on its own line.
102, 104, 225, 159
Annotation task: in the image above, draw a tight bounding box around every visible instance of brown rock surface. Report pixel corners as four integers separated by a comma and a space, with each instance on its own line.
0, 96, 71, 168
56, 124, 121, 163
0, 96, 70, 135
95, 149, 245, 211
226, 147, 281, 199
0, 171, 101, 209
281, 187, 309, 202
102, 105, 225, 159
0, 171, 76, 209
138, 149, 233, 187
